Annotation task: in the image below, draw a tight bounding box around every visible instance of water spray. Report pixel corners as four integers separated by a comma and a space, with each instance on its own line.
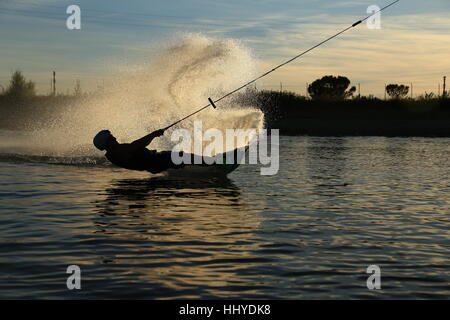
163, 98, 217, 130
163, 0, 400, 129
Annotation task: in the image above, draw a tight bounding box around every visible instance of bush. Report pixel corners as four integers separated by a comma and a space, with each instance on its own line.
386, 84, 409, 100
4, 70, 36, 99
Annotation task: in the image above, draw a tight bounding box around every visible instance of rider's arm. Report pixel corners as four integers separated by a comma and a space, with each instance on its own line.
131, 129, 165, 149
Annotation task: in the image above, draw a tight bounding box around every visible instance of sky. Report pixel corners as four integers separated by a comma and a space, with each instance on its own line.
0, 0, 449, 97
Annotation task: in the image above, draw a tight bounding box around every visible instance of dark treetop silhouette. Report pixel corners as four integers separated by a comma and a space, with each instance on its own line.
308, 75, 356, 101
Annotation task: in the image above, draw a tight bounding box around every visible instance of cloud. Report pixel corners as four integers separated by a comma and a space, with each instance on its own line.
0, 0, 63, 10
241, 12, 450, 96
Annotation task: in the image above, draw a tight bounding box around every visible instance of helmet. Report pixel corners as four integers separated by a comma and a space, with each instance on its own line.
93, 130, 112, 151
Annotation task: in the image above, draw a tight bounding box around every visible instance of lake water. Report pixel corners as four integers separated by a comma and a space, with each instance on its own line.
0, 136, 449, 299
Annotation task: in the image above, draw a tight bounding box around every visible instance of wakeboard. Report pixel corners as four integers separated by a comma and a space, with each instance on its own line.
165, 145, 249, 177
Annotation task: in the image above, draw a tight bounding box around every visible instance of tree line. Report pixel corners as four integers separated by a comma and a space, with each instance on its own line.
1, 70, 442, 101
307, 75, 429, 101
0, 71, 85, 99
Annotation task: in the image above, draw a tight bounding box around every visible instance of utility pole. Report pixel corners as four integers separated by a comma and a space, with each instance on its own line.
52, 71, 56, 96
410, 82, 413, 99
443, 76, 447, 98
384, 84, 387, 100
280, 82, 283, 93
74, 79, 81, 96
358, 83, 361, 98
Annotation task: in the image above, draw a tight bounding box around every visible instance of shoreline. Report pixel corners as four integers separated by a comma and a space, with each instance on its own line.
1, 94, 450, 138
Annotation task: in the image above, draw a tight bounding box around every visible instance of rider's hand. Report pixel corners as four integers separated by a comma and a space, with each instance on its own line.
154, 129, 165, 137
